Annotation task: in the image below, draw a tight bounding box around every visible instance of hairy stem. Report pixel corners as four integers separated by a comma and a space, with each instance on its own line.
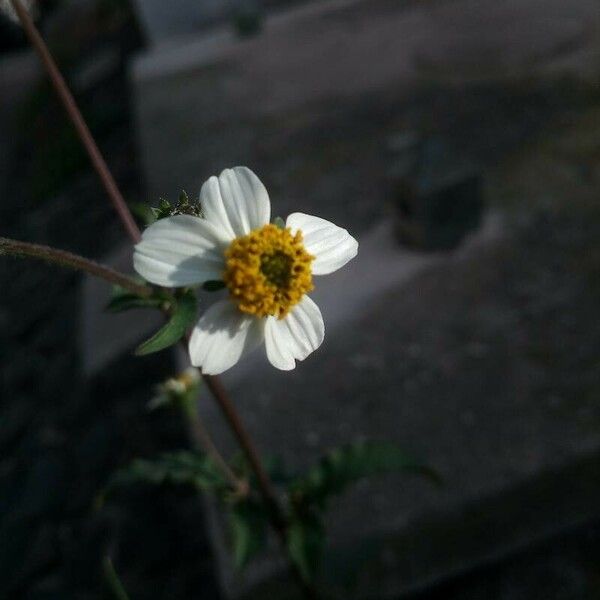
0, 237, 151, 297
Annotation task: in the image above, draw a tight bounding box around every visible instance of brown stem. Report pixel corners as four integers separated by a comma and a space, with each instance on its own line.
179, 390, 248, 496
10, 0, 141, 244
203, 375, 287, 531
13, 3, 317, 595
0, 237, 151, 297
203, 376, 320, 598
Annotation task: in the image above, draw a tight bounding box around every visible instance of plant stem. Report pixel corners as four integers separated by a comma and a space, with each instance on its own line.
203, 375, 287, 531
179, 391, 248, 496
13, 3, 318, 595
202, 375, 319, 598
11, 0, 254, 513
102, 556, 131, 600
0, 237, 151, 297
10, 0, 141, 244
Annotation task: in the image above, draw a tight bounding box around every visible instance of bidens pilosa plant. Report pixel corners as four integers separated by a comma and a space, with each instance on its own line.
3, 2, 438, 597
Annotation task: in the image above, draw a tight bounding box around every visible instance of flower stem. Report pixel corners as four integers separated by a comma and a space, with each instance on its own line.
203, 375, 286, 530
202, 375, 320, 599
9, 0, 141, 244
179, 392, 248, 496
0, 237, 151, 297
13, 3, 318, 596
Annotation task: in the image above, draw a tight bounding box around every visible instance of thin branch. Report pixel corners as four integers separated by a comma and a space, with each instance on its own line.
10, 0, 141, 243
0, 237, 151, 297
203, 375, 287, 532
179, 389, 248, 497
12, 3, 317, 595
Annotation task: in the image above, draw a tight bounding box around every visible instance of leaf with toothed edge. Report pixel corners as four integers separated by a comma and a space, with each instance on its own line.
289, 441, 440, 510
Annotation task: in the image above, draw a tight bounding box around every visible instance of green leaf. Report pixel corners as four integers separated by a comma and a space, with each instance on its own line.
290, 441, 439, 509
202, 280, 226, 292
129, 202, 157, 226
106, 285, 170, 313
228, 500, 268, 570
287, 511, 325, 584
135, 290, 197, 355
272, 216, 285, 229
151, 198, 173, 221
101, 451, 227, 502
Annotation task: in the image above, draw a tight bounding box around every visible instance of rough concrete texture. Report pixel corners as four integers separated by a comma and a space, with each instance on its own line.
132, 0, 600, 214
121, 0, 600, 596
173, 106, 600, 598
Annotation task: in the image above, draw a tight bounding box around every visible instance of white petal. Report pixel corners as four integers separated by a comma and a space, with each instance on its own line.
200, 167, 270, 238
264, 296, 324, 370
189, 300, 265, 375
134, 215, 228, 287
286, 213, 358, 275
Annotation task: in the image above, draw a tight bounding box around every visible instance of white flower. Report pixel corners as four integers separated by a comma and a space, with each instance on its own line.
134, 167, 358, 375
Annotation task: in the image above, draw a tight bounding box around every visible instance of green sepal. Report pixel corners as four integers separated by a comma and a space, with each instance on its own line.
135, 289, 197, 355
129, 201, 158, 226
151, 198, 173, 221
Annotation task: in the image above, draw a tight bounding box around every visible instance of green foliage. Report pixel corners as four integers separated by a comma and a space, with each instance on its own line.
151, 198, 174, 221
101, 451, 228, 502
228, 499, 269, 569
135, 289, 197, 355
151, 191, 203, 221
290, 441, 439, 510
106, 285, 170, 313
281, 441, 438, 583
202, 280, 226, 292
129, 202, 158, 226
287, 510, 325, 584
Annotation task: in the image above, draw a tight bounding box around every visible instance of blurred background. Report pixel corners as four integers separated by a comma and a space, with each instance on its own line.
1, 0, 600, 598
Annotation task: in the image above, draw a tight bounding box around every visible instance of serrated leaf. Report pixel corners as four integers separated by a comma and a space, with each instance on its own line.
151, 198, 173, 221
228, 500, 268, 570
101, 451, 227, 502
290, 441, 439, 509
287, 511, 325, 584
135, 290, 197, 355
202, 280, 226, 292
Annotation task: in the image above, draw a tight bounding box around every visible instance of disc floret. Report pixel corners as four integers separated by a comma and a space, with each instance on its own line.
223, 223, 314, 318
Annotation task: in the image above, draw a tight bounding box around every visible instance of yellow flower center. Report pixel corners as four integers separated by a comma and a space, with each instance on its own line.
223, 223, 314, 319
